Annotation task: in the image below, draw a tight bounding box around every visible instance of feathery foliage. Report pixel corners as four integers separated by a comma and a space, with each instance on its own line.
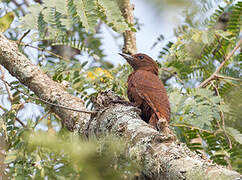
155, 0, 242, 172
20, 0, 130, 40
0, 0, 241, 178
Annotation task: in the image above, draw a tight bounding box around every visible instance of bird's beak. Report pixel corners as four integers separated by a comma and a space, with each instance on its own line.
119, 53, 134, 62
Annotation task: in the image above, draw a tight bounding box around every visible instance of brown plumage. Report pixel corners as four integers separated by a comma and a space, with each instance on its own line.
119, 53, 171, 134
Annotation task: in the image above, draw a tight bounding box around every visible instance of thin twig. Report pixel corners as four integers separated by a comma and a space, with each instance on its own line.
18, 42, 71, 62
0, 104, 8, 112
171, 123, 213, 134
214, 34, 226, 57
0, 103, 26, 127
17, 29, 31, 44
34, 111, 50, 128
211, 83, 232, 148
161, 67, 185, 86
1, 79, 95, 114
15, 117, 26, 127
198, 38, 242, 88
0, 66, 13, 103
214, 74, 241, 81
14, 103, 27, 128
211, 82, 232, 149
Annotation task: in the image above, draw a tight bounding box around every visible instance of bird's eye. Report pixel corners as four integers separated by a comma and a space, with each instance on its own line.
138, 55, 144, 60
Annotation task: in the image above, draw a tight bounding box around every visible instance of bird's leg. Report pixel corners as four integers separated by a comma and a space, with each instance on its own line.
157, 118, 170, 133
157, 118, 176, 140
148, 113, 158, 130
149, 113, 175, 139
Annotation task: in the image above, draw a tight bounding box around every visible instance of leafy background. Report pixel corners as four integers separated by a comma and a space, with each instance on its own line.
0, 0, 241, 179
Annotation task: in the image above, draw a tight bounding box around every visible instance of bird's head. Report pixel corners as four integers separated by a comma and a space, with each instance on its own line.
119, 53, 158, 75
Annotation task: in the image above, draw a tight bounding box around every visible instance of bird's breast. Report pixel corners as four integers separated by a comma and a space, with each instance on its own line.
127, 70, 170, 122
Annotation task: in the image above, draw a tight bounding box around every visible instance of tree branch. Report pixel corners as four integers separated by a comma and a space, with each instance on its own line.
171, 123, 213, 134
198, 38, 242, 88
118, 0, 137, 54
19, 42, 72, 62
15, 117, 26, 128
1, 79, 94, 114
81, 91, 241, 179
0, 33, 90, 131
214, 74, 241, 81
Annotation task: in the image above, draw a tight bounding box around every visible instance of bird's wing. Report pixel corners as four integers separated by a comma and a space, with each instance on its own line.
129, 70, 170, 121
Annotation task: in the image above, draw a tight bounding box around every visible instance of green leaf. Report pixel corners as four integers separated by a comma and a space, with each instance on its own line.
97, 0, 129, 33
43, 0, 66, 14
201, 31, 209, 44
170, 88, 228, 129
0, 12, 14, 32
73, 0, 98, 33
4, 150, 18, 163
19, 4, 43, 30
227, 127, 242, 144
192, 31, 201, 42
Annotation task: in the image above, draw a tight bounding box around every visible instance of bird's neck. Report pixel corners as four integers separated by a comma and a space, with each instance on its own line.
134, 68, 158, 76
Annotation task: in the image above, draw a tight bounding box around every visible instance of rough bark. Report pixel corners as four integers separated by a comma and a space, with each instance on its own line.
118, 0, 137, 54
82, 91, 241, 180
0, 33, 241, 179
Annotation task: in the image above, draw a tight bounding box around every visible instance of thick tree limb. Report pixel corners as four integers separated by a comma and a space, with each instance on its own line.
82, 91, 241, 179
1, 78, 94, 114
0, 33, 90, 131
0, 33, 241, 179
